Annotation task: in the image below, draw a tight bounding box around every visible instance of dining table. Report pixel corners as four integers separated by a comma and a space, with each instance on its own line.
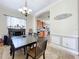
11, 35, 37, 59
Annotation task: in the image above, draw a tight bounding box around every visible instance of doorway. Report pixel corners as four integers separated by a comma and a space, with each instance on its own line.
36, 11, 50, 37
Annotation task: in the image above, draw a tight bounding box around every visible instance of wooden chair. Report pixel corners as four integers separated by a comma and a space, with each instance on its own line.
26, 38, 47, 59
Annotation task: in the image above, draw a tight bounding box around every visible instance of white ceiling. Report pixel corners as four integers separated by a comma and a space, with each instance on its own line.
0, 0, 58, 14
37, 11, 50, 24
37, 11, 50, 19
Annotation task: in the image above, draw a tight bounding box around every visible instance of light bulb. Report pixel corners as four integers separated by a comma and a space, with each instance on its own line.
18, 8, 22, 12
22, 10, 26, 14
23, 7, 27, 10
29, 9, 32, 12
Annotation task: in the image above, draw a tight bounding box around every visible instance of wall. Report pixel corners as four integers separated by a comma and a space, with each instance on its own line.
26, 15, 37, 34
50, 0, 78, 37
50, 0, 78, 55
35, 0, 78, 55
0, 5, 37, 36
0, 5, 26, 38
0, 14, 8, 38
78, 0, 79, 53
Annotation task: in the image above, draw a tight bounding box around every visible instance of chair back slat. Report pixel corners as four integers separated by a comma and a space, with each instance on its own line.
36, 38, 47, 56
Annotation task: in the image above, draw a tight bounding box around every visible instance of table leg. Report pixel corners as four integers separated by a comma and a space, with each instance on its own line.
10, 47, 12, 55
24, 47, 26, 55
25, 47, 28, 59
12, 50, 15, 59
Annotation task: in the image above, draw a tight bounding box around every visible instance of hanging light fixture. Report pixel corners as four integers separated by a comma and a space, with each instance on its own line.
18, 0, 32, 16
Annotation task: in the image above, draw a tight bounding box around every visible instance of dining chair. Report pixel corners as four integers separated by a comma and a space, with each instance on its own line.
3, 35, 10, 45
26, 38, 47, 59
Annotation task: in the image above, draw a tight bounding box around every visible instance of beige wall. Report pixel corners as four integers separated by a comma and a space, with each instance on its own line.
50, 0, 78, 37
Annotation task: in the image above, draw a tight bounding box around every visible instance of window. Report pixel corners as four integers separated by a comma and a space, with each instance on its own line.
7, 16, 26, 29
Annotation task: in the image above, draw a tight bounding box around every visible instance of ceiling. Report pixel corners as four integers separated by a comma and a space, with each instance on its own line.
0, 0, 58, 14
37, 11, 50, 19
37, 11, 50, 24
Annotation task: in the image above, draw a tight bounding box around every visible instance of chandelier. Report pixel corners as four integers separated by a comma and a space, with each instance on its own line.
18, 0, 32, 16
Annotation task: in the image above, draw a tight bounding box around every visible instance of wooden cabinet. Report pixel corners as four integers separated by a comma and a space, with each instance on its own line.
38, 31, 48, 37
37, 20, 44, 29
37, 20, 47, 37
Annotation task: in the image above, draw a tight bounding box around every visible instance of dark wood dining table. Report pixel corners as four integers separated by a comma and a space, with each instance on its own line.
11, 36, 37, 59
